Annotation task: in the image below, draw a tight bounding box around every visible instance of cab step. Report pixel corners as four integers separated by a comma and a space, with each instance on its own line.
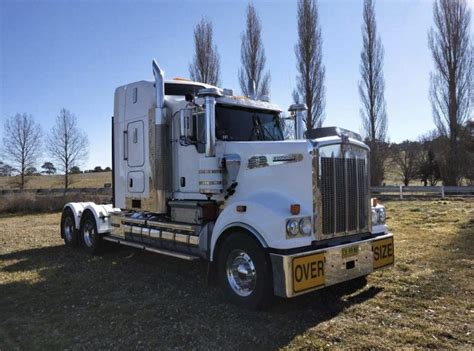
102, 236, 200, 261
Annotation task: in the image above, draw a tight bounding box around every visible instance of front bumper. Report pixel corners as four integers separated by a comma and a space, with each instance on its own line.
270, 233, 394, 297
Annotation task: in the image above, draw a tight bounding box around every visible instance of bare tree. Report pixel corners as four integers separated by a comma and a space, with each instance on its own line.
390, 141, 421, 186
189, 18, 221, 86
359, 0, 388, 186
2, 113, 42, 189
294, 0, 326, 131
239, 3, 271, 99
428, 0, 472, 185
46, 108, 89, 189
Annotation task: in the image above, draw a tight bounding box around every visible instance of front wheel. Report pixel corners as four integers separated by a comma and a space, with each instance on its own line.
80, 212, 103, 254
217, 233, 273, 310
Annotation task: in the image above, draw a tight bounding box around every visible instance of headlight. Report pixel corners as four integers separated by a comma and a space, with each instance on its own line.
299, 217, 312, 235
286, 219, 299, 236
378, 208, 386, 223
372, 209, 379, 224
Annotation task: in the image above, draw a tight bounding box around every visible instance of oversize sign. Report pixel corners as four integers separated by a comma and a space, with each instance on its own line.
292, 252, 325, 293
372, 237, 394, 269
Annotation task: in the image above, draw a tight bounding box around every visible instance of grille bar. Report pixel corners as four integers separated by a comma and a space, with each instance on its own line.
320, 155, 367, 236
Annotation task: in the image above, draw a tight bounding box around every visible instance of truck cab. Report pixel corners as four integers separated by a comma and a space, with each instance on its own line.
60, 60, 393, 309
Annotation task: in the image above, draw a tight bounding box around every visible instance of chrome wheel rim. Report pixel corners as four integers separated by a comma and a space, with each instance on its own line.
64, 216, 74, 242
83, 221, 94, 247
226, 250, 257, 297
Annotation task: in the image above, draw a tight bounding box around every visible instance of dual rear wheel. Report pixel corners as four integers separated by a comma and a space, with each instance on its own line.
61, 208, 103, 254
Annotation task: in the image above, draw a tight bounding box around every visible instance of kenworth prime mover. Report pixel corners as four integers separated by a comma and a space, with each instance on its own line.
60, 60, 394, 309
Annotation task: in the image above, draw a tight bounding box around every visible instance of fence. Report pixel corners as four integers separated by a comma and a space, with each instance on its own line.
1, 186, 473, 199
371, 185, 474, 199
0, 187, 112, 196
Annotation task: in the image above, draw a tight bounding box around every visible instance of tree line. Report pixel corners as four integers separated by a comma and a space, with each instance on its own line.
1, 109, 90, 189
189, 0, 472, 186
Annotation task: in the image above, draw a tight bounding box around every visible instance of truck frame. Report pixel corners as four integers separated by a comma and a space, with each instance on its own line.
60, 60, 394, 309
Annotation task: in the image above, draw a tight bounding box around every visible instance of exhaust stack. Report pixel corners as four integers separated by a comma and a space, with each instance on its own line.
152, 59, 165, 122
197, 88, 222, 157
197, 88, 224, 196
151, 59, 169, 213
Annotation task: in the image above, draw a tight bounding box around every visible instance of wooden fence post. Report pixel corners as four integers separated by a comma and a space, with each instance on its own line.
399, 185, 403, 200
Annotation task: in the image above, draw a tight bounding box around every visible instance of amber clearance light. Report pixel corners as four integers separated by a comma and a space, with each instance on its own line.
290, 204, 300, 215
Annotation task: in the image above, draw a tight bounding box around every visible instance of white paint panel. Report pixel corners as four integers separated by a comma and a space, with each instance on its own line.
128, 171, 145, 193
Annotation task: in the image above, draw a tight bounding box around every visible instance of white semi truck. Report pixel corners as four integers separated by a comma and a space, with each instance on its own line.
60, 60, 394, 309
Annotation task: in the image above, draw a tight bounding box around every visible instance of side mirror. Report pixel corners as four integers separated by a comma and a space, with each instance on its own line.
179, 109, 193, 142
288, 104, 308, 140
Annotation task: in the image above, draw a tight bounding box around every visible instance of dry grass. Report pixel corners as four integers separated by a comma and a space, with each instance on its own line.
0, 200, 472, 349
0, 172, 112, 190
0, 193, 111, 214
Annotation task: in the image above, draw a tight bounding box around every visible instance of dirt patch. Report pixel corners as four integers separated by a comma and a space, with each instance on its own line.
0, 201, 473, 349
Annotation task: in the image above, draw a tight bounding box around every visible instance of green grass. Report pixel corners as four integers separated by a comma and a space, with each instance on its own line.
0, 200, 473, 349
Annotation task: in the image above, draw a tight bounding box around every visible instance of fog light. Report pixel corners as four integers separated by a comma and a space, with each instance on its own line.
372, 209, 378, 224
299, 217, 312, 235
378, 208, 386, 223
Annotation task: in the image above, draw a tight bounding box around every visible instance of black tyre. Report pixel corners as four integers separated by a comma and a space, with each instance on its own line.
61, 208, 79, 247
217, 233, 273, 310
80, 211, 103, 254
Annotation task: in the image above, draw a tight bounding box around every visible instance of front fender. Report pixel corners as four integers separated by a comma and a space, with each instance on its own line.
210, 191, 314, 260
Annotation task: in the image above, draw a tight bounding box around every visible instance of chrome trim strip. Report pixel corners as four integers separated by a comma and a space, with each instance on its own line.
175, 233, 188, 244
102, 236, 199, 261
150, 228, 161, 239
189, 236, 199, 246
161, 231, 175, 241
147, 220, 196, 232
311, 137, 370, 151
131, 226, 142, 235
356, 155, 360, 231
248, 153, 303, 169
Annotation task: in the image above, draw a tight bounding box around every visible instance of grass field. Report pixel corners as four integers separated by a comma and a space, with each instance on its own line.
0, 200, 472, 349
0, 172, 112, 190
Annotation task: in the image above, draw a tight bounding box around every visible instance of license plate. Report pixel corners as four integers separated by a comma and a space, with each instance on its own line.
373, 237, 394, 269
342, 244, 359, 258
292, 252, 325, 293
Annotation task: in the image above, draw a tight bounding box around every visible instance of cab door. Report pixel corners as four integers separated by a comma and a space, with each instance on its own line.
126, 120, 145, 193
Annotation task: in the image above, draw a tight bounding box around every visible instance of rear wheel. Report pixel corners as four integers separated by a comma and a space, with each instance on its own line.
217, 233, 273, 310
80, 212, 103, 254
61, 208, 79, 247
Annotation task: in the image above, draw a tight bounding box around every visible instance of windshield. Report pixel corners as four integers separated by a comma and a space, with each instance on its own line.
215, 105, 284, 141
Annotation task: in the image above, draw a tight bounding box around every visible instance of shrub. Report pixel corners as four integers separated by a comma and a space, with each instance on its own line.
0, 193, 111, 214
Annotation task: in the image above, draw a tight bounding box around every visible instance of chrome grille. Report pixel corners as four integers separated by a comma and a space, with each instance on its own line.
320, 156, 368, 235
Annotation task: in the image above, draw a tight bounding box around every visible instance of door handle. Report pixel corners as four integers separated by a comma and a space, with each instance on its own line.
129, 178, 133, 188
123, 131, 128, 160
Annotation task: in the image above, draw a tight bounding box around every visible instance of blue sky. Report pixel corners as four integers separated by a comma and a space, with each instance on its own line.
1, 0, 471, 169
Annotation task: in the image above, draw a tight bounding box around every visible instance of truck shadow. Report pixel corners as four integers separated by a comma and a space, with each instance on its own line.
0, 243, 382, 350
